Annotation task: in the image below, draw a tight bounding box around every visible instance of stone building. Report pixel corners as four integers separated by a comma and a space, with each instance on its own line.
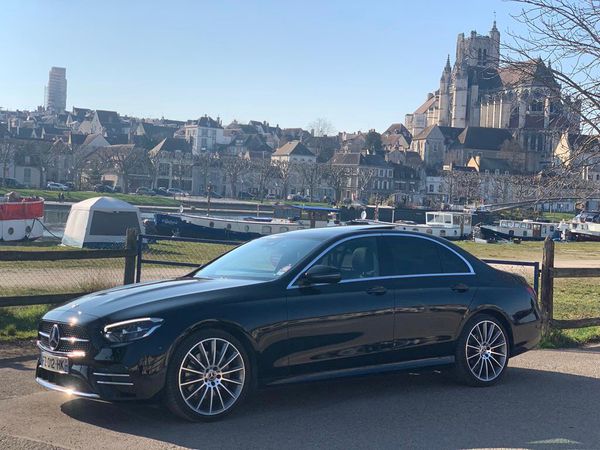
405, 22, 580, 171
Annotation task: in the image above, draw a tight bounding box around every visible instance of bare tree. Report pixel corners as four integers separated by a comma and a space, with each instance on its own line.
252, 158, 279, 201
323, 163, 351, 202
273, 160, 297, 199
307, 118, 335, 137
195, 152, 217, 193
357, 168, 376, 201
221, 155, 250, 198
0, 140, 15, 184
95, 145, 151, 193
298, 162, 325, 202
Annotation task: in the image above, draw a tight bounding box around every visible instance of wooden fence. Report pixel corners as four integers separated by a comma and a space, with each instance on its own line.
540, 236, 600, 334
0, 229, 138, 308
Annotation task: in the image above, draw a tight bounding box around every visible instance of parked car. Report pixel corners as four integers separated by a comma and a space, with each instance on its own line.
135, 187, 156, 196
94, 184, 114, 193
265, 193, 277, 200
35, 226, 540, 421
287, 193, 308, 202
167, 188, 189, 196
238, 191, 255, 200
112, 185, 123, 193
64, 182, 76, 191
0, 177, 25, 189
46, 182, 69, 191
154, 187, 171, 196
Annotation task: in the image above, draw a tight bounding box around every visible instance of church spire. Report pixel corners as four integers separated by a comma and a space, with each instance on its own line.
444, 54, 451, 72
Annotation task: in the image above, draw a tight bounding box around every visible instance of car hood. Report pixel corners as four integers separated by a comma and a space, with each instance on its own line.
48, 277, 262, 321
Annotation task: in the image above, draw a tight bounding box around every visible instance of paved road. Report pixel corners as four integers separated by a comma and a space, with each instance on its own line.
1, 344, 600, 450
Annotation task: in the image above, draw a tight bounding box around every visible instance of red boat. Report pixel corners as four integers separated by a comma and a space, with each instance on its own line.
0, 194, 45, 241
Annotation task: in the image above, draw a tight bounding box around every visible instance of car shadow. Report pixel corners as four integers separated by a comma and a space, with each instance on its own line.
60, 366, 600, 449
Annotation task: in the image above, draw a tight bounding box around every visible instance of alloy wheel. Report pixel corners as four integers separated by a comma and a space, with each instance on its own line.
178, 338, 246, 416
465, 320, 507, 382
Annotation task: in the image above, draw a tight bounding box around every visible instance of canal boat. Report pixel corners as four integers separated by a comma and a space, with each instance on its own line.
568, 211, 600, 241
0, 193, 44, 242
154, 205, 340, 241
348, 211, 473, 240
476, 219, 561, 242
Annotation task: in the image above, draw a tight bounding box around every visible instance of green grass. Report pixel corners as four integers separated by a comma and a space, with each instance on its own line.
0, 305, 53, 341
0, 188, 181, 207
456, 241, 600, 347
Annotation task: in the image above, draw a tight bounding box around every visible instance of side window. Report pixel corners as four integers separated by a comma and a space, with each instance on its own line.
381, 236, 470, 276
313, 237, 379, 281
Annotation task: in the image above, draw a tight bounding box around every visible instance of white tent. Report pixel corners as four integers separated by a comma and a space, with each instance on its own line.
61, 197, 142, 248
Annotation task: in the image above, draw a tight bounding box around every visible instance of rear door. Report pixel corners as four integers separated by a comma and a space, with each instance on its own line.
379, 235, 476, 360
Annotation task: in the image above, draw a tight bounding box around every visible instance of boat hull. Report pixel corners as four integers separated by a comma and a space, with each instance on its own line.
154, 214, 267, 241
0, 218, 44, 242
478, 225, 549, 242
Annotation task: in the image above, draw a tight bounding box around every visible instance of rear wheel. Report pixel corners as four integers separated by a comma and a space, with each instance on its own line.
454, 314, 509, 386
164, 329, 251, 421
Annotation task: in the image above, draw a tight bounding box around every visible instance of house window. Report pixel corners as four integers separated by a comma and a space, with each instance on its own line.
429, 184, 434, 193
23, 168, 31, 183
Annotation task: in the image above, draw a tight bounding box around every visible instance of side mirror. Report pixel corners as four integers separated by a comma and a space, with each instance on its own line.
301, 265, 342, 285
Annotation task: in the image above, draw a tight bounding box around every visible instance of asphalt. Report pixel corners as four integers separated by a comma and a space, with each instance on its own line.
1, 344, 600, 450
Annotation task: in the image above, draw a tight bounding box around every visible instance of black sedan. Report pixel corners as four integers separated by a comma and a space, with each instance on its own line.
35, 226, 541, 421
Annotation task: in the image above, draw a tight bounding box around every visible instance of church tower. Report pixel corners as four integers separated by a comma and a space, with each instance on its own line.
437, 55, 452, 126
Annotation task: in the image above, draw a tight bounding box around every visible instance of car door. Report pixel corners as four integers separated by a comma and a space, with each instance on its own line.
285, 236, 395, 376
379, 235, 476, 361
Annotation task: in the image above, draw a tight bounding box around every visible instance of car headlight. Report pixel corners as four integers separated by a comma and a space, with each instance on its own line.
103, 318, 164, 343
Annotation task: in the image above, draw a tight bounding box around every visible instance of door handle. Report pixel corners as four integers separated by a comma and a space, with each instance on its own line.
367, 286, 387, 296
451, 283, 469, 293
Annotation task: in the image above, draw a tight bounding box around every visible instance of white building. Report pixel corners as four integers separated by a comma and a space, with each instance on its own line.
184, 116, 227, 154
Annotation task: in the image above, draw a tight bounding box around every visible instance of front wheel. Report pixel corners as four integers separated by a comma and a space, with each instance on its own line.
454, 314, 509, 386
164, 329, 252, 421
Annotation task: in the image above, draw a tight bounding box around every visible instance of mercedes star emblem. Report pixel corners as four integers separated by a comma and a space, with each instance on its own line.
49, 324, 60, 351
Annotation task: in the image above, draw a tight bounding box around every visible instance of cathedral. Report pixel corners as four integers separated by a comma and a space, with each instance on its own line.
405, 22, 580, 171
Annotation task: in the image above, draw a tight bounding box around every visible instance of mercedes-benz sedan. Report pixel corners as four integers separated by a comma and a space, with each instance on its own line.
36, 226, 541, 421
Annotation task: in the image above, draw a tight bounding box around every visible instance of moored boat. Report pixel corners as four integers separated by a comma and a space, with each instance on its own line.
0, 193, 44, 242
348, 210, 473, 240
568, 211, 600, 241
154, 205, 340, 241
476, 219, 561, 242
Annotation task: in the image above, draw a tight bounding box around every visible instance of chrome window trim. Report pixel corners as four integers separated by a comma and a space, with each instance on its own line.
287, 232, 475, 290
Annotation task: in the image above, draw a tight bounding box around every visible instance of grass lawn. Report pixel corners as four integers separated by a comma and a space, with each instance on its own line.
0, 187, 181, 207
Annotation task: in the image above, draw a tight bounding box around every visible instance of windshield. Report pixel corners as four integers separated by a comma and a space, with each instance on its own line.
195, 234, 323, 281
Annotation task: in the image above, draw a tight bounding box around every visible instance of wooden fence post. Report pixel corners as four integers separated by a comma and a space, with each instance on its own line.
540, 236, 555, 336
123, 228, 138, 285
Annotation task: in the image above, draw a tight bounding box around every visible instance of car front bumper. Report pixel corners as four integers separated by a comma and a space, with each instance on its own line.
35, 340, 168, 401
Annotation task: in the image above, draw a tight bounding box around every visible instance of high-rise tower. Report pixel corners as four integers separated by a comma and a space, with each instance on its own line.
44, 67, 67, 112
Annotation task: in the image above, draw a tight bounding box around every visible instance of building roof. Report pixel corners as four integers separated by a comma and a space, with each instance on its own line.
95, 110, 120, 124
188, 116, 223, 129
458, 126, 513, 150
272, 140, 314, 157
149, 138, 192, 157
469, 156, 512, 173
498, 59, 559, 89
413, 95, 437, 115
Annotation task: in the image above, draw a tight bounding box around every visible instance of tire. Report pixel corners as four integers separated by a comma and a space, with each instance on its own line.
164, 329, 252, 421
454, 314, 509, 387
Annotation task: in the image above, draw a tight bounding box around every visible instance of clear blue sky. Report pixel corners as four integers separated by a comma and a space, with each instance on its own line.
0, 0, 526, 132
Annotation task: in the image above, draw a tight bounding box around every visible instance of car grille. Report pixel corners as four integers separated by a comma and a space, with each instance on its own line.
38, 321, 92, 354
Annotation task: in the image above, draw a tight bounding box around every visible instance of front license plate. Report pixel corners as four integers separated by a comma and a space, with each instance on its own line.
40, 351, 69, 374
